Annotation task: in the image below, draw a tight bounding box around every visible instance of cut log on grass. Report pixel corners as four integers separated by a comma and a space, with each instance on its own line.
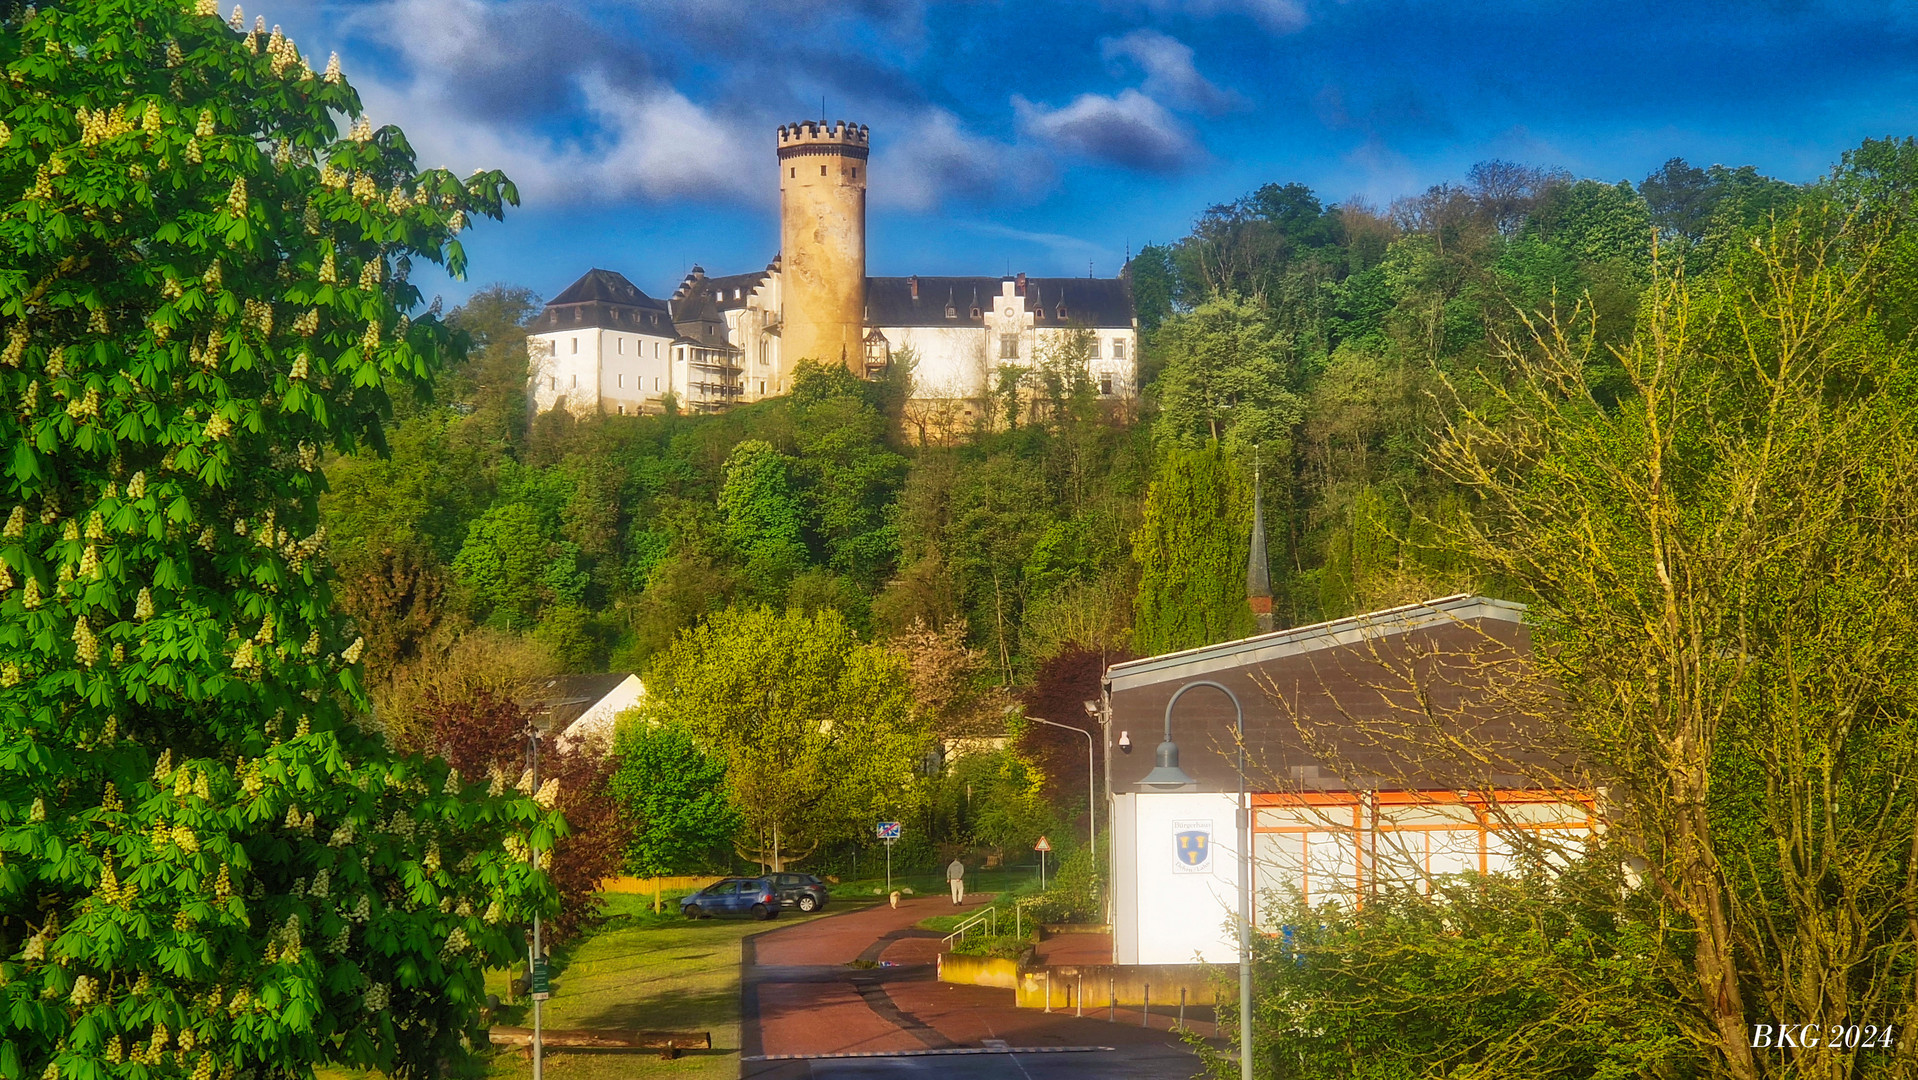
488, 1026, 712, 1060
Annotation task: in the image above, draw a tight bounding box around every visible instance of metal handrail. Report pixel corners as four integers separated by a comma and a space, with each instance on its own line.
941, 904, 997, 947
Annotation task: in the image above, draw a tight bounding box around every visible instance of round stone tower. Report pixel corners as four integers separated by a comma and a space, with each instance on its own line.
777, 120, 868, 375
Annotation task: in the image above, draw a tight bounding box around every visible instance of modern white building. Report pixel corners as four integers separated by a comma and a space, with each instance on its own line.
528, 120, 1138, 425
1103, 596, 1596, 965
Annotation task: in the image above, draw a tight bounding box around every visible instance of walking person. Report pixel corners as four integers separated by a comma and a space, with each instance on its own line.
947, 856, 966, 905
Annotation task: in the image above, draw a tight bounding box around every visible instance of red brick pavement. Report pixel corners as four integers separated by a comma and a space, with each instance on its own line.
1034, 931, 1113, 966
742, 895, 1219, 1063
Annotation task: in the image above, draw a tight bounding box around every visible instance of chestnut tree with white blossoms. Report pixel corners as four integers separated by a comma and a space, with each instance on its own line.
0, 2, 556, 1079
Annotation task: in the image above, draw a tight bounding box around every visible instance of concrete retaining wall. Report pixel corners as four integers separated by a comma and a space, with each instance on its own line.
937, 953, 1020, 990
1015, 964, 1222, 1011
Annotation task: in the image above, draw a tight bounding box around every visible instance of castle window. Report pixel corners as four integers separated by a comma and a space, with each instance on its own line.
852, 168, 859, 179
971, 307, 982, 319
946, 305, 957, 319
1112, 339, 1126, 361
1057, 306, 1067, 319
570, 337, 578, 354
821, 165, 828, 176
999, 334, 1019, 360
1090, 337, 1102, 359
654, 376, 660, 390
1100, 374, 1113, 396
571, 375, 577, 388
758, 380, 766, 394
618, 374, 625, 387
654, 341, 660, 358
549, 377, 556, 391
1034, 308, 1045, 322
617, 405, 625, 415
790, 168, 796, 178
618, 338, 624, 354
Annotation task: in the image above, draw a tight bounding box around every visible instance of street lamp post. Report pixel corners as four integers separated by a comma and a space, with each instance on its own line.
522, 723, 545, 1080
1027, 716, 1096, 855
1141, 680, 1252, 1080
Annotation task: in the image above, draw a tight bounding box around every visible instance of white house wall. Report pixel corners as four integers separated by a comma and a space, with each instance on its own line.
881, 326, 993, 399
529, 328, 678, 416
1112, 791, 1245, 966
557, 674, 645, 755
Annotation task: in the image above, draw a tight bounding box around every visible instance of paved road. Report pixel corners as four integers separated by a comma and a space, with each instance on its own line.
740, 896, 1213, 1080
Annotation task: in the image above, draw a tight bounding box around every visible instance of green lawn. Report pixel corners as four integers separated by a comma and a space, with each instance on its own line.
319, 891, 848, 1080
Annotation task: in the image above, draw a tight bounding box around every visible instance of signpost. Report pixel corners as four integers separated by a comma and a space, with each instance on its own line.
1035, 835, 1051, 889
530, 958, 551, 1001
875, 822, 901, 895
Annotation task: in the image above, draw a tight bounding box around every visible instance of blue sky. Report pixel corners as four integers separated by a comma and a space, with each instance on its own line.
266, 0, 1918, 308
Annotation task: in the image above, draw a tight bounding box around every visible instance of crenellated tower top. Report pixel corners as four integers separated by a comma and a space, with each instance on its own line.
777, 120, 870, 159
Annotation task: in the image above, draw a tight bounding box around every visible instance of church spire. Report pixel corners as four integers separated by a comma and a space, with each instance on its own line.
1247, 451, 1274, 634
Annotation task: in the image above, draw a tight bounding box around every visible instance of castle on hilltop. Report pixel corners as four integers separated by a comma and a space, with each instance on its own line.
527, 121, 1139, 429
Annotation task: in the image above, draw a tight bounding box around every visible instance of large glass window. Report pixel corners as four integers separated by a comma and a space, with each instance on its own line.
999, 333, 1019, 359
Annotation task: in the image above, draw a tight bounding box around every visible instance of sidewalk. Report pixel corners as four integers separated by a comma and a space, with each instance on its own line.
740, 895, 1216, 1078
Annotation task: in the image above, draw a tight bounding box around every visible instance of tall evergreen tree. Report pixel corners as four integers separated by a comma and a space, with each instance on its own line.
1132, 443, 1254, 655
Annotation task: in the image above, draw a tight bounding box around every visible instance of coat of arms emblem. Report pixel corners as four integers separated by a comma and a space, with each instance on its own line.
1173, 820, 1213, 873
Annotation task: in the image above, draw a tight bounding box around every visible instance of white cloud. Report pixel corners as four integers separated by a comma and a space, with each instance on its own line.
1014, 89, 1198, 172
578, 77, 758, 201
1102, 29, 1243, 114
328, 0, 756, 206
874, 108, 1049, 210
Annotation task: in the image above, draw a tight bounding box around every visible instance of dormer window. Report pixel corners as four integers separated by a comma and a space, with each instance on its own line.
970, 307, 982, 319
946, 305, 957, 319
1057, 306, 1068, 320
1035, 308, 1045, 322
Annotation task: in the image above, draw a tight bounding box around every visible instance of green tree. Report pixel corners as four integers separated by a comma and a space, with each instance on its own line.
0, 4, 551, 1078
608, 718, 740, 876
1151, 295, 1303, 455
450, 500, 548, 628
717, 439, 806, 599
1132, 443, 1253, 655
639, 607, 927, 870
1433, 219, 1918, 1076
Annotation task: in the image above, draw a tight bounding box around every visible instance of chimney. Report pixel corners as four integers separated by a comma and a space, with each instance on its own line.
909, 275, 919, 300
1015, 272, 1027, 296
1247, 454, 1274, 634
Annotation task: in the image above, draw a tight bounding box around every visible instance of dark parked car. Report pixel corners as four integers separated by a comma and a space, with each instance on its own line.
771, 872, 830, 912
681, 877, 781, 920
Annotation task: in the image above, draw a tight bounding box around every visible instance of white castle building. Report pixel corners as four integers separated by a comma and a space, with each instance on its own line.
528, 121, 1139, 424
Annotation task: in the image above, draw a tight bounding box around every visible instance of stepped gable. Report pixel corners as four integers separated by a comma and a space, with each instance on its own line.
864, 275, 1134, 329
667, 264, 748, 349
671, 261, 774, 320
536, 267, 671, 334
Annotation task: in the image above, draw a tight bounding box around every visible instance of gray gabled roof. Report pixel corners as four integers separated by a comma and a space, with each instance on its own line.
537, 268, 673, 335
866, 275, 1135, 329
1107, 595, 1526, 692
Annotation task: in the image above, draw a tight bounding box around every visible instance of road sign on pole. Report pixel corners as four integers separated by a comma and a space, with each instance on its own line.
530, 958, 551, 1001
875, 821, 901, 840
1036, 836, 1050, 889
1034, 836, 1051, 852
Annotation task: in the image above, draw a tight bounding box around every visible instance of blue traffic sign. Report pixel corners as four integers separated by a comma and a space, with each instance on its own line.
875, 821, 902, 840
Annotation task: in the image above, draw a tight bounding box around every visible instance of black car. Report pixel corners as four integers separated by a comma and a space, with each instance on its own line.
771, 872, 831, 912
680, 877, 781, 920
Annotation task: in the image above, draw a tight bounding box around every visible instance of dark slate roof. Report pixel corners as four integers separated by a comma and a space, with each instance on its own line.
1105, 597, 1582, 793
670, 262, 776, 325
520, 673, 637, 734
549, 268, 666, 308
866, 276, 1135, 329
537, 268, 672, 334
